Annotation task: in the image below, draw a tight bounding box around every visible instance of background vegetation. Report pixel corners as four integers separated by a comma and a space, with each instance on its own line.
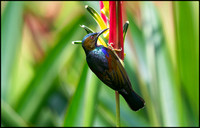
1, 1, 199, 127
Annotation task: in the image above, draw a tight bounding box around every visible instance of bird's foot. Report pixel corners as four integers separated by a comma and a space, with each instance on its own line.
114, 48, 122, 52
108, 43, 122, 52
107, 43, 114, 50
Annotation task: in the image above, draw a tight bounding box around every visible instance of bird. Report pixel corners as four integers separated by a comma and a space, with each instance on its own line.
77, 28, 145, 111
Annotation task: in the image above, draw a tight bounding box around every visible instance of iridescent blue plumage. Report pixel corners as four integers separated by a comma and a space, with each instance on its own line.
101, 47, 109, 57
81, 28, 145, 111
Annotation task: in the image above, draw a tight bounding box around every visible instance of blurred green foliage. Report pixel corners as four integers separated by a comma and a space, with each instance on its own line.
1, 1, 199, 127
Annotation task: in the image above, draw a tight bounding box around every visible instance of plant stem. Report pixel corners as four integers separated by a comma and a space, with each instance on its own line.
115, 2, 124, 127
115, 91, 120, 127
109, 1, 124, 127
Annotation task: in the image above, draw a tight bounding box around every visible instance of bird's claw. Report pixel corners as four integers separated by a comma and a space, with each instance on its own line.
108, 43, 122, 52
114, 48, 122, 52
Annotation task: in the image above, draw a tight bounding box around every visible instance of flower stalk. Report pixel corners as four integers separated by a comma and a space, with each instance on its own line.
115, 91, 120, 127
108, 1, 124, 127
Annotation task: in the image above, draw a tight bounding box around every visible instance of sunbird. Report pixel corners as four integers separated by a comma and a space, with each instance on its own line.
74, 28, 145, 111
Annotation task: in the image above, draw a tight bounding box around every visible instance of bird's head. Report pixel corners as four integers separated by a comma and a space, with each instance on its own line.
81, 28, 109, 54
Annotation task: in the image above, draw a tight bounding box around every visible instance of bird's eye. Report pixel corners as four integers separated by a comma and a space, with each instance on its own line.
90, 36, 94, 39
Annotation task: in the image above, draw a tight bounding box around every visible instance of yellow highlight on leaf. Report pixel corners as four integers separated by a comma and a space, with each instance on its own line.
101, 1, 109, 18
97, 38, 107, 47
85, 5, 109, 40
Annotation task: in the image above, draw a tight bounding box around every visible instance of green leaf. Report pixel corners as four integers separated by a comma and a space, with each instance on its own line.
97, 84, 150, 127
85, 5, 109, 39
173, 1, 199, 126
126, 7, 159, 126
63, 64, 101, 127
127, 10, 147, 72
80, 25, 94, 33
141, 2, 181, 126
83, 71, 101, 126
15, 14, 85, 122
63, 63, 88, 126
1, 100, 28, 127
1, 1, 24, 102
123, 21, 129, 42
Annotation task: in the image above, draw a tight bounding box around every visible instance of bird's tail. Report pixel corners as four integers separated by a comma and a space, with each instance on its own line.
118, 89, 145, 111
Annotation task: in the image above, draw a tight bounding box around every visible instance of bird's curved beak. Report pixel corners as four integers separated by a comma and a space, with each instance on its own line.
95, 28, 109, 42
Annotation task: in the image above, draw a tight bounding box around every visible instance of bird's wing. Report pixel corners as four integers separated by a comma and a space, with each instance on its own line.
86, 49, 113, 87
103, 47, 133, 91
